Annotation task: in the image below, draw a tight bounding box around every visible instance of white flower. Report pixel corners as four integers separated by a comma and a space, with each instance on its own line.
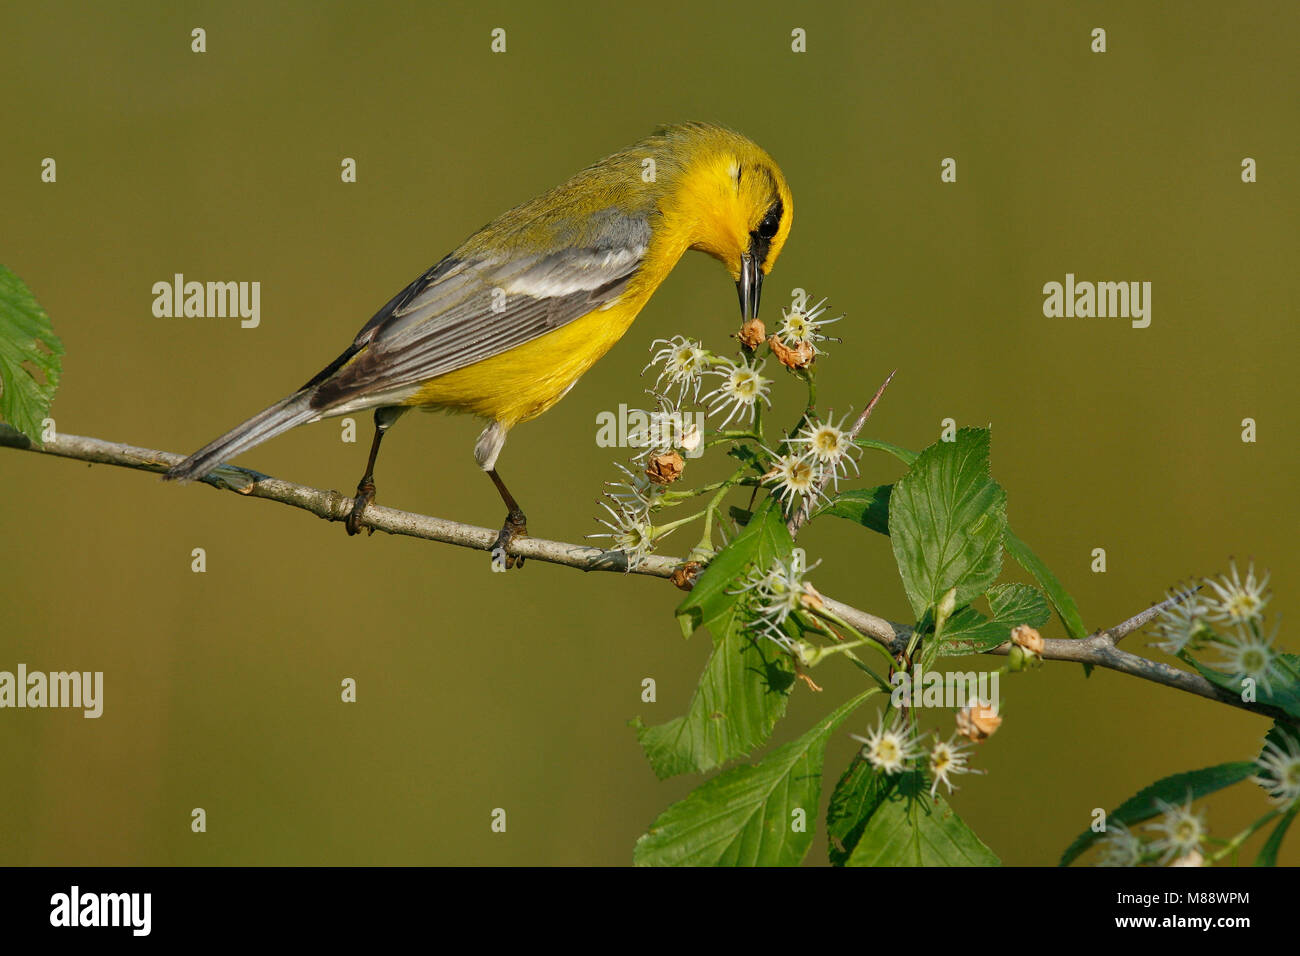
1253, 731, 1300, 807
1095, 823, 1143, 867
602, 462, 661, 515
762, 452, 825, 515
851, 714, 922, 775
928, 734, 983, 797
776, 296, 842, 353
1143, 796, 1207, 865
626, 401, 702, 461
644, 335, 710, 404
702, 355, 772, 429
1204, 559, 1271, 625
786, 412, 861, 491
588, 501, 659, 570
1209, 620, 1281, 697
732, 548, 821, 647
1148, 585, 1213, 655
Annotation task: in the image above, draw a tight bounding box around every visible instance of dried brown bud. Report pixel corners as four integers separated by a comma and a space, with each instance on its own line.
1010, 624, 1045, 657
799, 582, 825, 612
737, 317, 766, 349
956, 700, 1002, 743
645, 450, 685, 485
769, 334, 815, 370
669, 561, 703, 591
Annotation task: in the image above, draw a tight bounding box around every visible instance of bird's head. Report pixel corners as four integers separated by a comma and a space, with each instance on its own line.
655, 124, 794, 320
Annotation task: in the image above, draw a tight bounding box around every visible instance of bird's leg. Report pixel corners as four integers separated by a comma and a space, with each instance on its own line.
346, 406, 404, 536
487, 468, 528, 570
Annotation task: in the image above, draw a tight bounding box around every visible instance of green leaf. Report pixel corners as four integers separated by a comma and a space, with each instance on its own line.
633, 691, 875, 866
1255, 805, 1298, 867
939, 583, 1051, 655
816, 485, 892, 534
675, 497, 791, 639
1059, 761, 1258, 866
855, 437, 917, 466
846, 771, 999, 866
827, 758, 894, 865
1005, 529, 1089, 640
888, 427, 1008, 620
1188, 653, 1300, 719
633, 616, 794, 779
0, 265, 64, 444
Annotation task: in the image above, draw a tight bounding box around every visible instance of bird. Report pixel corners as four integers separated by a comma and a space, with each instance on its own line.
165, 122, 794, 568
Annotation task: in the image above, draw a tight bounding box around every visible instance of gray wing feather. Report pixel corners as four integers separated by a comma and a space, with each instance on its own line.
311, 211, 649, 411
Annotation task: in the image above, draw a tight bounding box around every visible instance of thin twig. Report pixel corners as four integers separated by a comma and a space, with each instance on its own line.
2, 424, 1292, 725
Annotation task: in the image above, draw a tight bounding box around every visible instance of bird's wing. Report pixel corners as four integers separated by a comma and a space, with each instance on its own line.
308, 210, 650, 411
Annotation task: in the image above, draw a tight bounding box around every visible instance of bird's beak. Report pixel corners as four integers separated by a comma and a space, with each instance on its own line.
735, 252, 763, 320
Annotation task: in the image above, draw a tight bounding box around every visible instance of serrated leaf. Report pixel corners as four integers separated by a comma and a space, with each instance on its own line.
888, 427, 1008, 620
939, 583, 1050, 655
846, 771, 999, 866
633, 611, 794, 779
675, 498, 791, 639
0, 265, 64, 444
816, 485, 891, 534
633, 691, 875, 866
827, 758, 894, 865
1059, 761, 1259, 866
1005, 528, 1089, 640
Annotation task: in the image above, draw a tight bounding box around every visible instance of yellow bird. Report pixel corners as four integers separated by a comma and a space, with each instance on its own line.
166, 123, 794, 566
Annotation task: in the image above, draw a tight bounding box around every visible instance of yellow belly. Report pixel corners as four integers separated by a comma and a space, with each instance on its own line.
405, 292, 651, 427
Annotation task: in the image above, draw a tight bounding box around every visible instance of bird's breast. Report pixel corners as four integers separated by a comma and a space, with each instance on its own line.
406, 288, 653, 426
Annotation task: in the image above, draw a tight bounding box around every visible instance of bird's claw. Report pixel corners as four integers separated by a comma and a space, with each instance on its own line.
345, 479, 376, 536
490, 509, 528, 570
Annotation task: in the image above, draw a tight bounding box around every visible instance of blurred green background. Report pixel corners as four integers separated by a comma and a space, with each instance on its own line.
2, 0, 1297, 866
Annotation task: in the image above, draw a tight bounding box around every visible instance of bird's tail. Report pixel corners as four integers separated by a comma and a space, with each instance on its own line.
164, 391, 319, 482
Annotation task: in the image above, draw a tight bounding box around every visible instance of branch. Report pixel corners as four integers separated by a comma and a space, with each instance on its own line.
3, 424, 1292, 726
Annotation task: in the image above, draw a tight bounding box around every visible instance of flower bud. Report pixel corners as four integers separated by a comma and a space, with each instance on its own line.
645, 450, 684, 485
1010, 624, 1045, 657
769, 333, 814, 370
935, 587, 958, 630
800, 582, 825, 612
956, 699, 1002, 743
669, 561, 702, 591
737, 317, 766, 350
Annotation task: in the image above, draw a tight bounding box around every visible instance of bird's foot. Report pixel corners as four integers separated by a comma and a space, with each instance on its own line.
490, 509, 528, 571
345, 478, 376, 536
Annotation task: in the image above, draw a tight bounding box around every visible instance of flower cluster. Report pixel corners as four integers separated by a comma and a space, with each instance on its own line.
1096, 795, 1209, 867
591, 292, 852, 583
731, 548, 822, 651
1148, 561, 1289, 699
762, 412, 862, 516
850, 714, 985, 798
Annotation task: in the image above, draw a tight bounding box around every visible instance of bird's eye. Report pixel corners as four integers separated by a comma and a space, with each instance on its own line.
757, 209, 781, 240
